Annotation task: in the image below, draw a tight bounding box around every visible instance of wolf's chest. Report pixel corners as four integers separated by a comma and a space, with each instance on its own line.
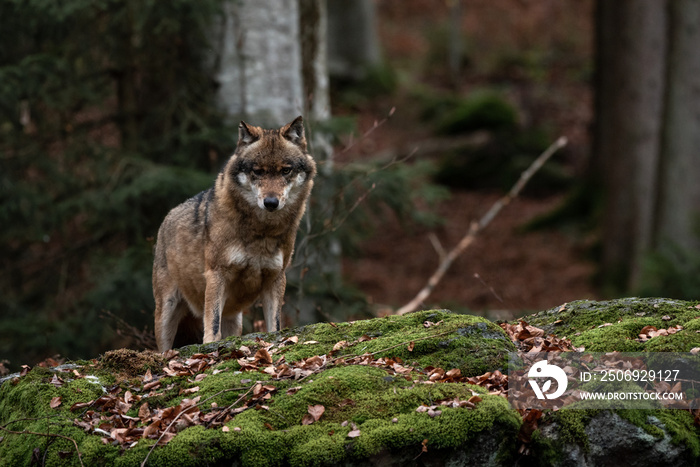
225, 244, 284, 272
221, 244, 283, 304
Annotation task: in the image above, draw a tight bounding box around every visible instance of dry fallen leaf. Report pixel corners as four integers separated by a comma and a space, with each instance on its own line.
407, 341, 415, 352
50, 374, 63, 388
138, 402, 150, 420
347, 429, 361, 438
333, 341, 349, 352
302, 404, 325, 425
283, 336, 299, 345
50, 396, 62, 409
254, 348, 272, 365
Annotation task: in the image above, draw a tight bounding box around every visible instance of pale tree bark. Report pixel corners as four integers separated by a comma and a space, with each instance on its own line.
214, 0, 304, 127
212, 0, 337, 325
596, 0, 667, 290
654, 0, 700, 256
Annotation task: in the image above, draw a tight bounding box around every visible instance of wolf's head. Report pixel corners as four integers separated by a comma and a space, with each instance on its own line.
229, 116, 316, 213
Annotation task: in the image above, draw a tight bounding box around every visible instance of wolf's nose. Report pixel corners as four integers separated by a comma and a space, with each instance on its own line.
263, 197, 279, 211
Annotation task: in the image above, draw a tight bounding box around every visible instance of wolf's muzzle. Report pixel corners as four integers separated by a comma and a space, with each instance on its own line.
263, 197, 279, 211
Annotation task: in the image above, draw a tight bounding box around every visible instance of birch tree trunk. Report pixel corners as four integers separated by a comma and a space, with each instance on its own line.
214, 0, 304, 127
212, 0, 336, 325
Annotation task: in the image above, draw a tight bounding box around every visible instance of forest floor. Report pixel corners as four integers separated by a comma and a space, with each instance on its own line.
338, 135, 599, 321
334, 0, 598, 320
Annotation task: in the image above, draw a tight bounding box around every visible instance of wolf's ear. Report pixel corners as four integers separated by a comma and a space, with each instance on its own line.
238, 121, 260, 145
282, 116, 306, 148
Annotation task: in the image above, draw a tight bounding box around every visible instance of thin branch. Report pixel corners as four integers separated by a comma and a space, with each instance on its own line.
140, 385, 253, 467
220, 385, 255, 416
339, 107, 395, 155
294, 328, 456, 383
326, 328, 457, 367
365, 329, 456, 358
427, 233, 446, 263
395, 137, 568, 316
0, 426, 84, 467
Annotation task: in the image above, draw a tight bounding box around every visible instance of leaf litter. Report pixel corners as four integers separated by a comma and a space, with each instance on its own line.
25, 317, 692, 458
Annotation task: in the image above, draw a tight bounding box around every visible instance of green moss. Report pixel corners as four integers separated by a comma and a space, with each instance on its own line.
652, 410, 700, 457
278, 310, 514, 376
520, 298, 700, 352
552, 409, 595, 450
4, 300, 699, 465
288, 427, 346, 467
348, 396, 519, 460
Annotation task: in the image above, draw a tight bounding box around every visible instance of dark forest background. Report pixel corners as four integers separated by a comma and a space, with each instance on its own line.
2, 0, 699, 372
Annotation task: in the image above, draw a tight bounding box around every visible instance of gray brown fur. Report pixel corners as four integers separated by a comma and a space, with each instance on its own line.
153, 116, 316, 351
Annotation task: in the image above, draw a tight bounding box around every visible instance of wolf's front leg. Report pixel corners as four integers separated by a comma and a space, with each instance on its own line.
221, 312, 243, 338
203, 271, 227, 344
262, 273, 285, 332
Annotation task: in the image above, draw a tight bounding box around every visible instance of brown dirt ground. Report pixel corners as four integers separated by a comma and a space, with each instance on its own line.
336, 0, 598, 320
342, 190, 598, 319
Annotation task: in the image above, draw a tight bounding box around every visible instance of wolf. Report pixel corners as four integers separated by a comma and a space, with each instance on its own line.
152, 116, 316, 351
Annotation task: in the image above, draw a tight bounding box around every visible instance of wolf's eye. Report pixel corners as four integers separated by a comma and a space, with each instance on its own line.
252, 168, 264, 176
281, 167, 292, 175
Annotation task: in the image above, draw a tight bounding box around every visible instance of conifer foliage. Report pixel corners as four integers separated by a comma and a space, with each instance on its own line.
0, 0, 233, 367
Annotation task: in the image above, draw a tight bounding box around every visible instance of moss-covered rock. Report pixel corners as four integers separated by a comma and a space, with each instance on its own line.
0, 301, 698, 466
0, 310, 519, 466
523, 297, 700, 352
517, 298, 700, 466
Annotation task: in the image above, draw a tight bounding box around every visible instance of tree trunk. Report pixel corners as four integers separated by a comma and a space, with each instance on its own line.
214, 0, 303, 127
326, 0, 381, 79
212, 0, 338, 325
596, 0, 667, 291
447, 0, 463, 87
654, 0, 700, 256
299, 0, 332, 165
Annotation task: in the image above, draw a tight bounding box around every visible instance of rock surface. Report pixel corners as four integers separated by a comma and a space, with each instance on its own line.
0, 299, 698, 466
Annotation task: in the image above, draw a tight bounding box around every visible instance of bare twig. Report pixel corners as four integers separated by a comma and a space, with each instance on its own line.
395, 137, 568, 315
365, 329, 456, 358
326, 328, 457, 368
427, 233, 446, 263
140, 385, 252, 467
220, 385, 255, 417
0, 425, 84, 467
339, 107, 396, 155
474, 273, 503, 304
